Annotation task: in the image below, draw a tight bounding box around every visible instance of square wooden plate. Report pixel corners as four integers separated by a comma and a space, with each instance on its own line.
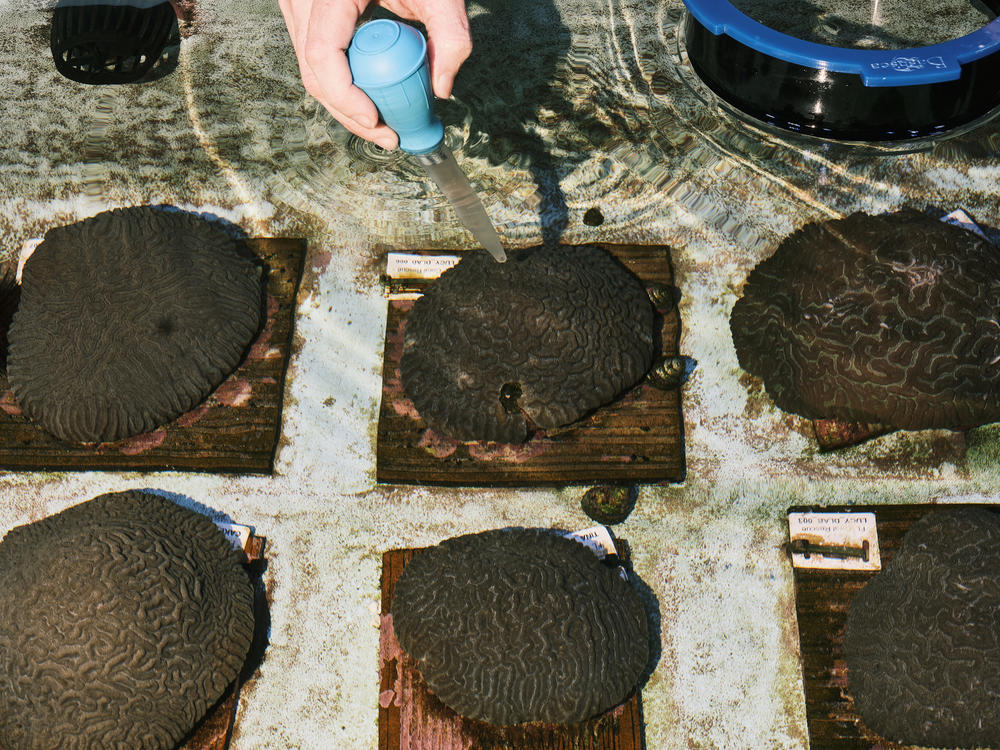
376, 244, 684, 486
378, 544, 645, 750
180, 532, 267, 750
790, 503, 998, 749
0, 238, 305, 474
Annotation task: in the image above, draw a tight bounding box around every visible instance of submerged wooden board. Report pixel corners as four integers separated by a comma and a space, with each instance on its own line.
0, 238, 305, 474
378, 546, 645, 750
376, 244, 684, 486
179, 532, 267, 750
790, 503, 998, 750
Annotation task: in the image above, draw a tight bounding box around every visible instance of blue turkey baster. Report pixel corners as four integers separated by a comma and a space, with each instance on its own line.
348, 19, 507, 262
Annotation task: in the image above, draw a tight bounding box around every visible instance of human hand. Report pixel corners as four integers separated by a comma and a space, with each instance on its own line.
279, 0, 472, 150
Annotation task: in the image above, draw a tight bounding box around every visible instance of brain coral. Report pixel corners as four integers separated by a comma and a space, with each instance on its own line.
8, 206, 264, 443
844, 508, 1000, 747
730, 210, 1000, 429
392, 528, 649, 726
0, 490, 255, 750
401, 245, 655, 443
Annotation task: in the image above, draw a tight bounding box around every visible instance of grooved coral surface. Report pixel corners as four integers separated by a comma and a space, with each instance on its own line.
8, 206, 264, 444
391, 528, 649, 726
844, 508, 1000, 748
729, 210, 1000, 429
400, 246, 655, 443
0, 490, 255, 750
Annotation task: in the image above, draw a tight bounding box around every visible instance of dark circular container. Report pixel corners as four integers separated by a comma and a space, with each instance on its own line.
50, 1, 177, 84
682, 0, 1000, 140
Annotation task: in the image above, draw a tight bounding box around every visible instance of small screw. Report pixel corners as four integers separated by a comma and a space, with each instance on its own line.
789, 538, 869, 562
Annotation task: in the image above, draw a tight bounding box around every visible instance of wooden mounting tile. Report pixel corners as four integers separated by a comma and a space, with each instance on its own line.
790, 503, 997, 749
0, 238, 305, 474
378, 545, 645, 750
179, 533, 267, 750
376, 244, 684, 486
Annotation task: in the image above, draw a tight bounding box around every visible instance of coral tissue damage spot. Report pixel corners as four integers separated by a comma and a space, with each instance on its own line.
401, 246, 656, 443
844, 508, 1000, 748
730, 210, 1000, 430
0, 490, 255, 750
391, 528, 649, 726
8, 206, 264, 444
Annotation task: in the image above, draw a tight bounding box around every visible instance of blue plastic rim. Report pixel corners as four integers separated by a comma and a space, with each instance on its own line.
681, 0, 1000, 140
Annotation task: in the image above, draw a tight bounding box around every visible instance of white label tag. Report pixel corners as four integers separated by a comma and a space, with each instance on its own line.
566, 525, 618, 558
565, 526, 628, 580
215, 521, 252, 553
788, 512, 881, 571
16, 238, 43, 284
386, 292, 425, 301
940, 209, 989, 241
385, 252, 460, 279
